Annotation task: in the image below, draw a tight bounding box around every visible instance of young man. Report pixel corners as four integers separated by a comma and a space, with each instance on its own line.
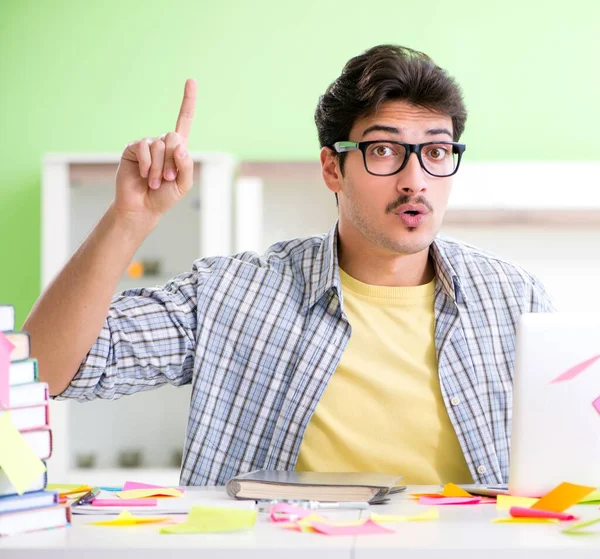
24, 45, 554, 486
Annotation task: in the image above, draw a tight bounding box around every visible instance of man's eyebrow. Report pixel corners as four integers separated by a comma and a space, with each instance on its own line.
361, 125, 399, 137
426, 128, 453, 138
361, 125, 453, 138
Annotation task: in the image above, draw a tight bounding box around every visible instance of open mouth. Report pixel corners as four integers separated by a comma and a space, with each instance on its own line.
404, 210, 419, 216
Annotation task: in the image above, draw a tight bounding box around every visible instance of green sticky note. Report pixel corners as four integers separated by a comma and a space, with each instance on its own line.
578, 489, 600, 504
161, 506, 257, 534
562, 517, 600, 535
0, 412, 46, 494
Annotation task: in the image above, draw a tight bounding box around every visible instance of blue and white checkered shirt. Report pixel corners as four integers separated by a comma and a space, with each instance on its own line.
57, 222, 554, 486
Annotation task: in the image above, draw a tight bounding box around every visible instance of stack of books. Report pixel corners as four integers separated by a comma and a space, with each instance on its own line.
0, 304, 71, 537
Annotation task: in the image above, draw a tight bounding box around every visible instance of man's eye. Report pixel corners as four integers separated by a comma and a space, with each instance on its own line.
371, 145, 394, 157
427, 146, 448, 159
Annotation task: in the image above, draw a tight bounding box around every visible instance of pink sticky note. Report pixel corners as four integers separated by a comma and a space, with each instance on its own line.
510, 506, 578, 521
92, 498, 158, 507
311, 519, 394, 536
269, 503, 312, 523
593, 396, 600, 415
0, 333, 15, 409
123, 481, 185, 493
551, 355, 600, 384
419, 496, 482, 505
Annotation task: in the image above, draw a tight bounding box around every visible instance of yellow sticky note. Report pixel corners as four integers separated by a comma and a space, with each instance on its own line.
532, 482, 596, 513
371, 509, 439, 523
47, 483, 89, 491
492, 517, 558, 524
47, 484, 92, 497
496, 495, 538, 510
578, 489, 600, 504
291, 515, 366, 532
116, 488, 183, 499
0, 412, 46, 494
294, 514, 327, 533
160, 506, 257, 534
89, 510, 171, 526
442, 483, 472, 498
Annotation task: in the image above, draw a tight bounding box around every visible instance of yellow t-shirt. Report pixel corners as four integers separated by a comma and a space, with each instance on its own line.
295, 268, 473, 485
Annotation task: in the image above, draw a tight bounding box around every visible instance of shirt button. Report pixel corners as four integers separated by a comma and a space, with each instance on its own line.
477, 465, 487, 475
450, 396, 461, 406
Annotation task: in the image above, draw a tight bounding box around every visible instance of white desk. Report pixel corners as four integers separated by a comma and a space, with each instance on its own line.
1, 486, 599, 558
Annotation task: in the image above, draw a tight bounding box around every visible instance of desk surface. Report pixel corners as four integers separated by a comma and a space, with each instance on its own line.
1, 486, 599, 558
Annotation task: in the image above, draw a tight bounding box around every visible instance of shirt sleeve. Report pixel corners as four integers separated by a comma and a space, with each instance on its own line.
53, 269, 201, 402
526, 272, 556, 313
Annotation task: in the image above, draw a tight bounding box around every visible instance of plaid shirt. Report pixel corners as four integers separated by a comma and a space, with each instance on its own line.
57, 222, 554, 486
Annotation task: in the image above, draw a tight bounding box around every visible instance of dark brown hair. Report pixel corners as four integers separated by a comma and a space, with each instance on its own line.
315, 44, 467, 172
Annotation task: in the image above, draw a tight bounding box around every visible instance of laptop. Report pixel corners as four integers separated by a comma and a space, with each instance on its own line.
508, 312, 600, 497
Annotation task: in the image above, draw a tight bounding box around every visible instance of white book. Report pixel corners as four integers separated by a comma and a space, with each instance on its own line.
2, 332, 30, 362
0, 305, 15, 332
0, 470, 46, 498
9, 359, 38, 386
0, 405, 49, 432
0, 505, 71, 537
8, 383, 48, 409
20, 428, 52, 461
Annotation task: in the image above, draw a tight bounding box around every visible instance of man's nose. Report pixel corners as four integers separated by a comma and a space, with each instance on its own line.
395, 152, 428, 195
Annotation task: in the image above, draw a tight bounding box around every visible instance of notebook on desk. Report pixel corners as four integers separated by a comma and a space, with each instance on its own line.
71, 489, 256, 515
225, 470, 405, 503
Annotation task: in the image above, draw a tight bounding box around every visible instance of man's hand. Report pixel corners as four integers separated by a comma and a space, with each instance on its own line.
114, 78, 197, 223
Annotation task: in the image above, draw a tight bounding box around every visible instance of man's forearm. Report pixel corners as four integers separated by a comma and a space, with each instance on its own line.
23, 204, 158, 395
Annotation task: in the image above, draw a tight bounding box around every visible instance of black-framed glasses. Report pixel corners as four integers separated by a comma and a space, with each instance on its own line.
332, 140, 466, 178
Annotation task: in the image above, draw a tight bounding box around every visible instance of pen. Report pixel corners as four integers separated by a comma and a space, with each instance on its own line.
73, 487, 100, 506
257, 499, 369, 510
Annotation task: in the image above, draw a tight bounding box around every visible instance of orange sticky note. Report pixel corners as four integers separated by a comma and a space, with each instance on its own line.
442, 483, 472, 498
532, 482, 596, 513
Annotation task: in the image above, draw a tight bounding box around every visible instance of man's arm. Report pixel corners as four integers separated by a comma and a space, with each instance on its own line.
23, 79, 197, 396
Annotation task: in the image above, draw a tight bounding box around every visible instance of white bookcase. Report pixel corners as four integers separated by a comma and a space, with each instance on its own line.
42, 152, 236, 486
41, 155, 600, 486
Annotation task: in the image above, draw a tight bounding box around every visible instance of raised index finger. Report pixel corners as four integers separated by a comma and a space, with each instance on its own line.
175, 78, 197, 142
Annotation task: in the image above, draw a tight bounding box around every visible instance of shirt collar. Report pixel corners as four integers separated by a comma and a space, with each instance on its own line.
304, 222, 469, 311
304, 222, 343, 312
429, 238, 470, 306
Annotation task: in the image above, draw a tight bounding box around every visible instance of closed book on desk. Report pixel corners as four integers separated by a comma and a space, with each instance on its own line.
225, 470, 404, 503
0, 471, 47, 498
2, 332, 30, 362
0, 305, 15, 332
0, 404, 49, 432
9, 359, 38, 386
0, 491, 58, 514
0, 504, 71, 537
8, 383, 48, 409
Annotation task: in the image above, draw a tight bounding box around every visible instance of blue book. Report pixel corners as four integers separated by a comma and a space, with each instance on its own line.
0, 491, 58, 515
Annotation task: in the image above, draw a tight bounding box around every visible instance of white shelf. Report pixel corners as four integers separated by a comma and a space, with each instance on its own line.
62, 468, 181, 487
42, 152, 237, 484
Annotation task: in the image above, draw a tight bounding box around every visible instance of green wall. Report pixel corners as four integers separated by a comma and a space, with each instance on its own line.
1, 0, 599, 326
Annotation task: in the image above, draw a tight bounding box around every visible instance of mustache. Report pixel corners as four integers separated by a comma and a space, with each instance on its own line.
385, 195, 434, 214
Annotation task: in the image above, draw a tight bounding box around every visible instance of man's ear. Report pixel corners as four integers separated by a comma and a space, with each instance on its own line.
320, 147, 343, 195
